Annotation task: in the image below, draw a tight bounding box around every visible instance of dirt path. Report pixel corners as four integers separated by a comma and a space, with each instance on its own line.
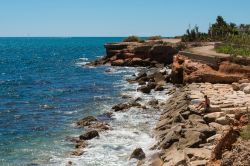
189, 45, 230, 58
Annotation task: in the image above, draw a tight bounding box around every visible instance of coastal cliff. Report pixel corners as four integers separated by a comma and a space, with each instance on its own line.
87, 40, 184, 67
72, 40, 250, 166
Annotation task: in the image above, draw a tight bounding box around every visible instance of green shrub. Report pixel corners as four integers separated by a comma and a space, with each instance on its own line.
241, 124, 250, 140
215, 44, 250, 57
123, 36, 140, 42
148, 35, 162, 40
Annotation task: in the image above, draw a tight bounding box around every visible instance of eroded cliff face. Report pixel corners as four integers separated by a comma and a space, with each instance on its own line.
171, 55, 250, 84
87, 41, 184, 67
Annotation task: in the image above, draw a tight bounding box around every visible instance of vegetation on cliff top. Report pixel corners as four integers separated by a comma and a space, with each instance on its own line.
181, 16, 250, 42
123, 36, 141, 42
182, 16, 250, 56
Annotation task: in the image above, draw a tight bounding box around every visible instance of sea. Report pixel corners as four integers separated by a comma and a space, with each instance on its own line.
0, 37, 171, 166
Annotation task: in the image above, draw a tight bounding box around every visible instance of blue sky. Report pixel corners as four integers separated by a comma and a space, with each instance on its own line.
0, 0, 249, 37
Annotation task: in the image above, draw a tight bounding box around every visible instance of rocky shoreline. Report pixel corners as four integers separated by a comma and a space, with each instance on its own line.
67, 40, 250, 166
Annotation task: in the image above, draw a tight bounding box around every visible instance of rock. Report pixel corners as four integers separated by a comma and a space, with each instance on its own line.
162, 148, 186, 166
153, 72, 166, 86
204, 112, 225, 123
232, 82, 240, 91
215, 116, 231, 125
75, 140, 88, 149
136, 71, 147, 80
148, 99, 159, 107
79, 130, 99, 140
112, 103, 130, 111
77, 116, 98, 127
150, 45, 177, 64
89, 122, 110, 131
184, 148, 211, 161
239, 79, 250, 83
155, 85, 164, 91
243, 86, 250, 94
111, 59, 125, 66
207, 134, 221, 143
160, 130, 180, 149
171, 55, 250, 84
178, 130, 204, 149
239, 83, 250, 91
130, 148, 146, 160
138, 85, 151, 94
189, 160, 207, 166
71, 149, 84, 156
147, 82, 157, 89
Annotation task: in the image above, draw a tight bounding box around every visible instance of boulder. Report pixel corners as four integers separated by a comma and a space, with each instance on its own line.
204, 112, 225, 123
239, 83, 250, 91
232, 82, 240, 91
215, 116, 231, 125
138, 85, 151, 94
155, 85, 164, 91
178, 130, 204, 149
79, 130, 99, 140
77, 116, 98, 127
243, 86, 250, 94
130, 148, 146, 160
112, 103, 130, 111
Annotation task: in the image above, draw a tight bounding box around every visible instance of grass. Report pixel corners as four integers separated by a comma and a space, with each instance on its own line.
215, 44, 250, 57
241, 124, 250, 140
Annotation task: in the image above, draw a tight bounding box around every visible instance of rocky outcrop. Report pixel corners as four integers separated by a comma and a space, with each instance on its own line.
153, 83, 250, 166
171, 55, 250, 84
87, 41, 184, 67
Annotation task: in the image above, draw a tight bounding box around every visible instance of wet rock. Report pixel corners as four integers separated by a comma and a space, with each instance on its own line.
147, 82, 157, 89
148, 99, 159, 107
155, 85, 164, 91
75, 140, 87, 149
130, 148, 146, 160
77, 116, 98, 127
79, 130, 99, 140
112, 103, 130, 111
89, 122, 110, 131
138, 85, 151, 94
136, 71, 147, 80
70, 149, 84, 156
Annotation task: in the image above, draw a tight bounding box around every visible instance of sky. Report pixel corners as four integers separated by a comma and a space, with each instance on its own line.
0, 0, 249, 37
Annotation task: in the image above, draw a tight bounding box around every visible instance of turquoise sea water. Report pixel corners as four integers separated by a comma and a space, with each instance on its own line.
0, 37, 130, 165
